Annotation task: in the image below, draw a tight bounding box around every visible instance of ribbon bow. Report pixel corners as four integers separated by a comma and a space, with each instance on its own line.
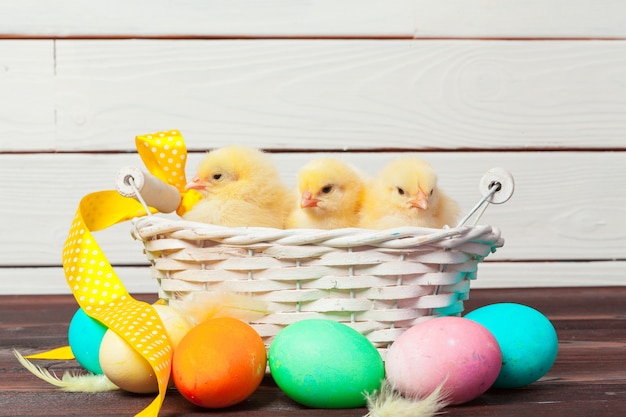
136, 130, 202, 216
23, 130, 198, 417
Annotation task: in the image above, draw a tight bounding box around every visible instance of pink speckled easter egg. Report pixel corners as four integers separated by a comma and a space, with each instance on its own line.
386, 316, 502, 405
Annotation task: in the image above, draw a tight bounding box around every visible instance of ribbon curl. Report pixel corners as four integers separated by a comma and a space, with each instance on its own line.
23, 130, 197, 417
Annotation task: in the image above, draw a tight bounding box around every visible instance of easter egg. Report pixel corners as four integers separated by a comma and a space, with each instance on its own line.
68, 308, 107, 374
99, 328, 157, 393
465, 303, 558, 388
385, 316, 501, 405
172, 317, 266, 408
268, 319, 384, 408
151, 303, 194, 348
99, 304, 193, 393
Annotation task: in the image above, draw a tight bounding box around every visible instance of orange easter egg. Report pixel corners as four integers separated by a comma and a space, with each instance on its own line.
172, 317, 266, 408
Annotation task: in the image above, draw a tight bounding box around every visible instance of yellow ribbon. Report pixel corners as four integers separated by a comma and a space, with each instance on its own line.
25, 346, 75, 360
63, 191, 170, 417
135, 131, 202, 216
25, 130, 198, 417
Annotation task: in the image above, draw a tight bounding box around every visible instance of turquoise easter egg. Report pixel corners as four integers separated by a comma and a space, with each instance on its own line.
68, 308, 107, 374
465, 303, 558, 388
268, 319, 384, 408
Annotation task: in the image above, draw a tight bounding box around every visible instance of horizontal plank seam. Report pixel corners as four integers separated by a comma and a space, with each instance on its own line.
2, 148, 626, 155
2, 35, 626, 41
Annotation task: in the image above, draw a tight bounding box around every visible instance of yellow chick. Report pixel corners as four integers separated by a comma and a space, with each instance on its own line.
182, 145, 291, 228
358, 157, 460, 229
285, 157, 366, 229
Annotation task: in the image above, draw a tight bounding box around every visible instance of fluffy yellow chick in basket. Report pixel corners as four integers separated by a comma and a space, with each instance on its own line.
358, 157, 460, 229
183, 145, 291, 228
285, 157, 366, 229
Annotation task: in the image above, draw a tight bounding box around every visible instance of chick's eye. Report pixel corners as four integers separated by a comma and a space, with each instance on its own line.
396, 187, 405, 195
429, 189, 434, 196
321, 185, 333, 194
212, 173, 222, 180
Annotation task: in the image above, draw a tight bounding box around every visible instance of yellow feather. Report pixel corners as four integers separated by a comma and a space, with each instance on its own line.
364, 379, 450, 417
168, 291, 270, 325
13, 350, 119, 392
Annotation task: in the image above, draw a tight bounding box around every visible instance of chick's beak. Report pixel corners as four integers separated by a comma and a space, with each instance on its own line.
409, 189, 429, 210
300, 190, 319, 208
185, 176, 208, 191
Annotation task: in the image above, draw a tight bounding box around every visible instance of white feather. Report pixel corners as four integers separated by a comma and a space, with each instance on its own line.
364, 379, 450, 417
13, 349, 119, 393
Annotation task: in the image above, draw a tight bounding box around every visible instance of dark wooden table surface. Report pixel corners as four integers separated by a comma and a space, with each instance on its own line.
1, 287, 625, 417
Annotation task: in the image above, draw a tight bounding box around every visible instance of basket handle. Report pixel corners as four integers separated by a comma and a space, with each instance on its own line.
457, 167, 515, 227
115, 167, 181, 213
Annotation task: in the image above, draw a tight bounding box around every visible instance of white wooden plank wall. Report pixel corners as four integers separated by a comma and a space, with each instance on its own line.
1, 1, 624, 294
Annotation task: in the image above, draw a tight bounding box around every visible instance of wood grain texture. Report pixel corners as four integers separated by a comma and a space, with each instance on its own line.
0, 0, 416, 38
1, 151, 624, 291
1, 288, 625, 416
2, 40, 626, 151
473, 261, 626, 288
413, 0, 626, 39
0, 0, 625, 39
0, 40, 55, 149
1, 3, 624, 293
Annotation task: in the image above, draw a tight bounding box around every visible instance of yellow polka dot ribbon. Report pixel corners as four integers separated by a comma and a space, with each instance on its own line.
62, 191, 170, 417
136, 130, 202, 216
24, 131, 198, 417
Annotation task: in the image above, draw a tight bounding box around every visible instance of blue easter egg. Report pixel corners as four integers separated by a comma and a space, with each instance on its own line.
68, 308, 107, 374
465, 303, 558, 388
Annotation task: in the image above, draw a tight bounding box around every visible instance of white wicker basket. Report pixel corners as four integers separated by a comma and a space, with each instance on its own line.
123, 167, 513, 357
131, 218, 502, 356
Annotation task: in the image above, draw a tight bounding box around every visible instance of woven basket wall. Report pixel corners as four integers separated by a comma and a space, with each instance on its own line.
132, 216, 503, 357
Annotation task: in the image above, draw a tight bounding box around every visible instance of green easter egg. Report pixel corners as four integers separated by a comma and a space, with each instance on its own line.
268, 319, 384, 408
